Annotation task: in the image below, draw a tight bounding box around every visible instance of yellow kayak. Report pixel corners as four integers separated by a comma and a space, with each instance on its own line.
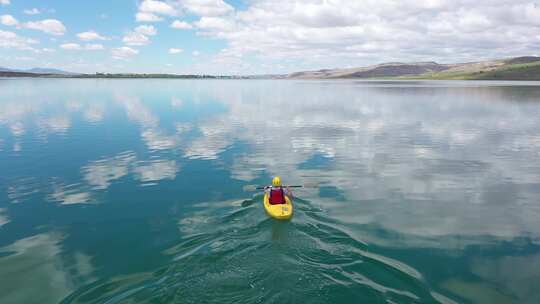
263, 193, 293, 220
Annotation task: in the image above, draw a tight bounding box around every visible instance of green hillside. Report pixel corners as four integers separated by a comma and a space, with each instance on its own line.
406, 60, 540, 80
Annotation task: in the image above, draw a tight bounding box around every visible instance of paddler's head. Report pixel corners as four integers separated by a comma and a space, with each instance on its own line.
272, 176, 282, 186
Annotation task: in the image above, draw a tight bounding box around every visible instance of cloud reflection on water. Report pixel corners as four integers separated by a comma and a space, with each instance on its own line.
190, 81, 540, 244
133, 159, 178, 183
1, 80, 540, 304
82, 151, 136, 190
0, 233, 95, 304
0, 208, 9, 227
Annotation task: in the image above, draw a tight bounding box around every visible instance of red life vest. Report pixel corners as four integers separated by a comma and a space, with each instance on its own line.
269, 187, 286, 205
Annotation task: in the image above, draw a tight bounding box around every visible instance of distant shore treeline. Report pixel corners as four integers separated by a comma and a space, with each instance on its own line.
2, 56, 540, 80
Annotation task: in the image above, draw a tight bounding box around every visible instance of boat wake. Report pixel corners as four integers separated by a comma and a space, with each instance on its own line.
61, 196, 452, 303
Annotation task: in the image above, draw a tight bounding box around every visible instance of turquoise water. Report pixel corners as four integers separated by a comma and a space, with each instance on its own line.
1, 79, 540, 304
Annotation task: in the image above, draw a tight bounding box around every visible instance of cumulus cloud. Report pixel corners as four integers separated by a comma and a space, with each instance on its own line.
195, 16, 235, 31
112, 46, 139, 59
24, 8, 41, 15
186, 0, 540, 74
0, 30, 38, 50
0, 14, 18, 26
60, 43, 81, 50
136, 0, 178, 22
85, 43, 104, 50
60, 43, 104, 51
135, 25, 157, 36
180, 0, 234, 17
170, 20, 193, 29
77, 30, 107, 41
123, 32, 150, 46
24, 19, 66, 35
136, 12, 163, 22
0, 0, 9, 5
169, 48, 183, 54
140, 0, 177, 15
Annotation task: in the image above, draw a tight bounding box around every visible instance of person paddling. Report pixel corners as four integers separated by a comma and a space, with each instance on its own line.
264, 176, 293, 205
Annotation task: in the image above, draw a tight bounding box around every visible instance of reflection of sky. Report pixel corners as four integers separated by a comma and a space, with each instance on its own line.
1, 79, 540, 303
0, 233, 94, 304
197, 81, 540, 244
2, 80, 540, 239
0, 208, 9, 227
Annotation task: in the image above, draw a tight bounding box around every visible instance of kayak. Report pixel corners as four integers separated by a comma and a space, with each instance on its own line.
263, 193, 293, 220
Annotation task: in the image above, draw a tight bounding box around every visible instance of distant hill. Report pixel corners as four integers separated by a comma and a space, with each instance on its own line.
0, 71, 51, 77
26, 68, 77, 75
287, 56, 540, 80
0, 67, 77, 75
2, 57, 540, 80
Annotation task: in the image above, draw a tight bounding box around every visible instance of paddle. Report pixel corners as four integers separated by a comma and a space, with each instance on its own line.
243, 182, 319, 192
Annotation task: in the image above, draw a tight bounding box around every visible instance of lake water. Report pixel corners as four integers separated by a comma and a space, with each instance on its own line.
1, 79, 540, 304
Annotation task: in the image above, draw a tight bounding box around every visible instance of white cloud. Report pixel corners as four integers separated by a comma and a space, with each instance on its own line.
85, 43, 104, 50
112, 46, 139, 59
140, 0, 177, 15
77, 30, 106, 41
123, 32, 150, 46
24, 19, 66, 36
136, 12, 163, 22
183, 0, 540, 74
15, 56, 34, 61
195, 16, 235, 31
0, 30, 38, 50
169, 48, 183, 54
0, 0, 9, 5
457, 10, 492, 32
122, 26, 157, 46
136, 0, 178, 22
192, 50, 200, 56
170, 20, 193, 29
135, 25, 157, 36
0, 14, 18, 26
60, 43, 81, 50
24, 8, 41, 15
180, 0, 234, 17
60, 43, 104, 51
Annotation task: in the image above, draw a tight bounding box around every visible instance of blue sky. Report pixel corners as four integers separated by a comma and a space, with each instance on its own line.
1, 0, 539, 74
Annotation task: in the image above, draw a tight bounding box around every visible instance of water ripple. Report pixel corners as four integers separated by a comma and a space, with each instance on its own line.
62, 196, 443, 303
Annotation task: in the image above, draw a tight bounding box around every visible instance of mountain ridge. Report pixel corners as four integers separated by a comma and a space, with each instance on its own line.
286, 56, 540, 80
0, 67, 76, 75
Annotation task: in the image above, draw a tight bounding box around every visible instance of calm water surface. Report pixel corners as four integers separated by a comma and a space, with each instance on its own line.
1, 79, 540, 304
